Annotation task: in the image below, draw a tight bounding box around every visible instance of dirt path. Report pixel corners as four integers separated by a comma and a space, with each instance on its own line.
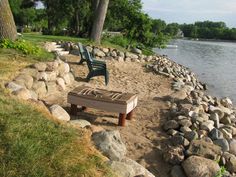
45, 55, 175, 176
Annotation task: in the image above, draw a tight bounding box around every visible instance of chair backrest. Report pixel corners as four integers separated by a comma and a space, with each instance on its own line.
84, 48, 94, 71
78, 42, 86, 60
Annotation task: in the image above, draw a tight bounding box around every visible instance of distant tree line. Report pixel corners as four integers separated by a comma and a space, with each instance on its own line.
7, 0, 236, 47
180, 21, 236, 40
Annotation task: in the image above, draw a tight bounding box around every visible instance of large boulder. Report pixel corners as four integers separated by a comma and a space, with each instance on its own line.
69, 119, 91, 128
56, 78, 66, 90
12, 88, 32, 100
125, 52, 138, 59
182, 156, 220, 177
46, 82, 60, 94
49, 104, 70, 121
186, 140, 222, 160
33, 62, 47, 72
45, 61, 59, 71
14, 74, 34, 89
121, 158, 155, 177
21, 68, 39, 80
163, 146, 185, 165
32, 81, 47, 99
5, 82, 24, 92
93, 48, 106, 57
108, 161, 135, 177
131, 48, 142, 55
58, 63, 70, 76
171, 165, 187, 177
92, 130, 126, 161
163, 120, 179, 131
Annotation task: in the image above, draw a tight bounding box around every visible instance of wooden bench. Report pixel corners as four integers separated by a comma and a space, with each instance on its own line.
67, 86, 138, 126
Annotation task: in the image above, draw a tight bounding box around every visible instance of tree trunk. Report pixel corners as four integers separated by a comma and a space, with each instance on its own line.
90, 0, 109, 44
0, 0, 17, 40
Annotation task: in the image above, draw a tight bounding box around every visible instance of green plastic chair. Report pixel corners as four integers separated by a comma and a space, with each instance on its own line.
78, 42, 105, 65
83, 47, 109, 85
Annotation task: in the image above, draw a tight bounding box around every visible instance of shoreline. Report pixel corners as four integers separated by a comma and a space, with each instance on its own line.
5, 41, 236, 177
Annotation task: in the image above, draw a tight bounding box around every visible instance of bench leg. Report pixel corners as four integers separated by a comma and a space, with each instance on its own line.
118, 113, 126, 126
71, 104, 78, 116
81, 106, 87, 111
126, 110, 134, 120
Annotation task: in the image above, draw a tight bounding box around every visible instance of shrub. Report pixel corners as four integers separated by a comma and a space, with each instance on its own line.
0, 39, 40, 55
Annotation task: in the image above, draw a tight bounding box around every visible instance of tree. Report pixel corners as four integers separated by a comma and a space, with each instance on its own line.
90, 0, 109, 43
0, 0, 17, 40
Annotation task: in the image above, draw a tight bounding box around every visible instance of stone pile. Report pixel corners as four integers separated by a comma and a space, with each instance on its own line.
5, 59, 76, 122
163, 86, 236, 176
146, 56, 206, 91
57, 41, 159, 63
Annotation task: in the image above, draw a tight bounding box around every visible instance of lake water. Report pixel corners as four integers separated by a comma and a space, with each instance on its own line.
154, 39, 236, 103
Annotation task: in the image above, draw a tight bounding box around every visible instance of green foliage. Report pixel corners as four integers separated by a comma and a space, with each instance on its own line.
215, 166, 226, 177
180, 21, 236, 40
103, 35, 129, 48
0, 39, 40, 55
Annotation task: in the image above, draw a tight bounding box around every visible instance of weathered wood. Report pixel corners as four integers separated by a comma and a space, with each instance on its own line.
68, 86, 138, 126
118, 113, 126, 126
90, 0, 109, 44
126, 110, 134, 120
0, 0, 17, 40
68, 86, 138, 114
71, 104, 78, 115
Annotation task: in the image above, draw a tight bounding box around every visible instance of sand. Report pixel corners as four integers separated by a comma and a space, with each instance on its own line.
44, 54, 176, 176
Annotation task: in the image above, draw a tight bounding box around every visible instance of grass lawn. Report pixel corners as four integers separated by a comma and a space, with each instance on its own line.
22, 33, 127, 51
0, 37, 116, 177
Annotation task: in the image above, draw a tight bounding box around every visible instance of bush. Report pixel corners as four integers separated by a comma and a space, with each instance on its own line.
103, 35, 129, 48
0, 39, 40, 55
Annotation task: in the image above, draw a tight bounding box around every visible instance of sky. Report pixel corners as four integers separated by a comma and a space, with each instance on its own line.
142, 0, 236, 28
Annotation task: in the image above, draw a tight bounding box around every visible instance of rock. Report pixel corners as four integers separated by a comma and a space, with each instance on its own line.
208, 128, 224, 140
213, 139, 229, 152
46, 61, 59, 71
180, 126, 192, 133
93, 48, 106, 57
121, 158, 155, 177
21, 68, 39, 80
90, 125, 105, 134
163, 146, 185, 165
209, 113, 220, 128
117, 56, 124, 62
49, 104, 70, 121
221, 128, 233, 139
131, 48, 142, 55
69, 119, 91, 128
125, 52, 138, 59
14, 74, 34, 89
220, 116, 231, 125
171, 135, 189, 147
38, 72, 48, 81
163, 120, 179, 131
178, 119, 192, 128
30, 90, 38, 100
5, 82, 23, 92
229, 139, 236, 156
32, 81, 47, 99
92, 130, 126, 161
109, 161, 135, 177
117, 51, 125, 58
69, 49, 80, 56
184, 131, 198, 141
46, 71, 57, 81
182, 156, 220, 177
56, 78, 66, 90
200, 121, 214, 132
12, 88, 31, 100
186, 140, 222, 160
58, 63, 70, 76
221, 97, 233, 108
171, 165, 187, 177
46, 82, 59, 94
33, 62, 47, 71
225, 154, 236, 173
62, 73, 71, 85
167, 129, 179, 136
209, 106, 224, 119
101, 48, 109, 53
